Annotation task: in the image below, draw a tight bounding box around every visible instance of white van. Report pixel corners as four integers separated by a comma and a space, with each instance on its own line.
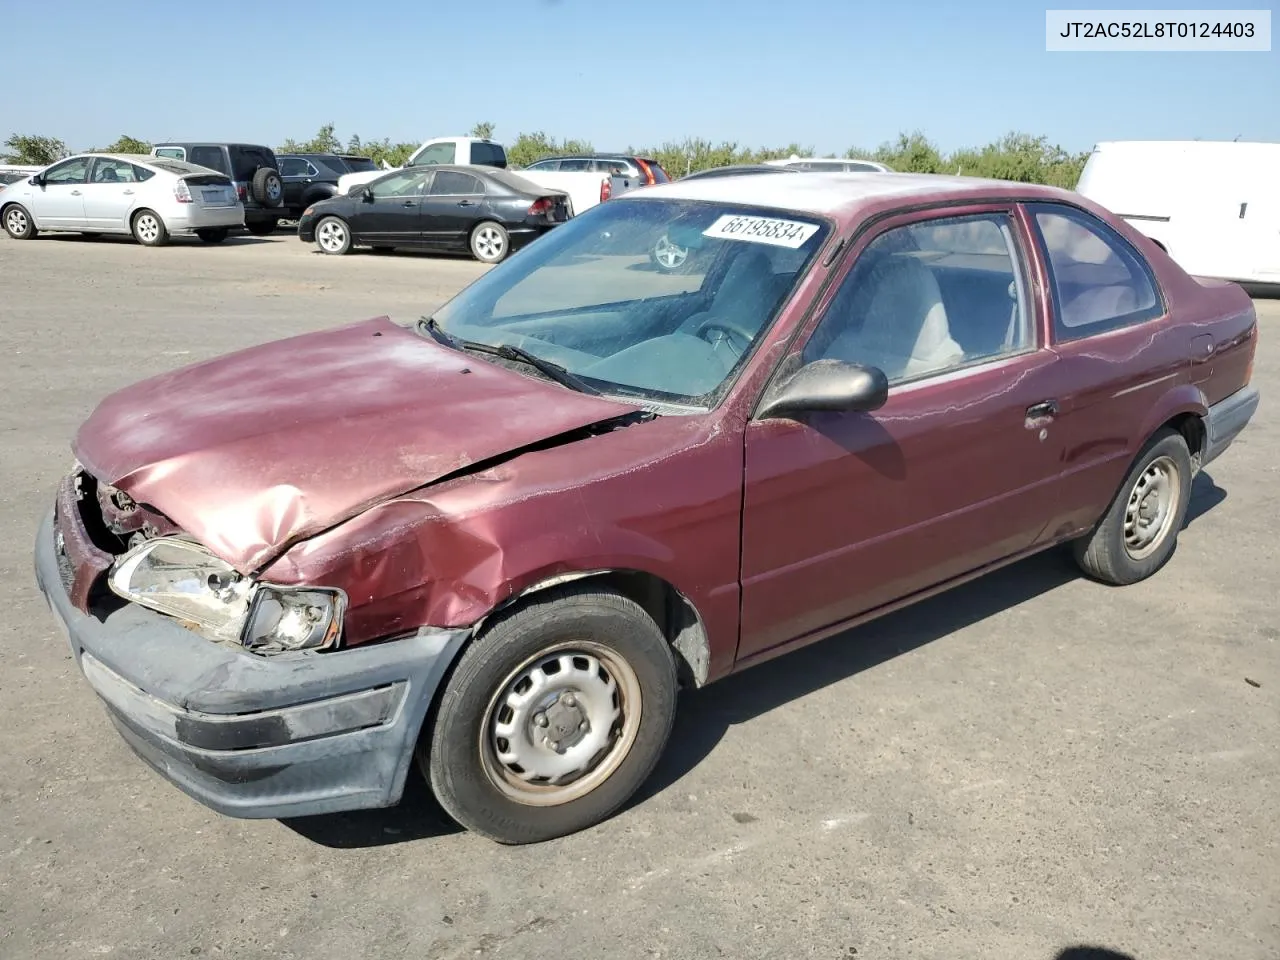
1074, 140, 1280, 288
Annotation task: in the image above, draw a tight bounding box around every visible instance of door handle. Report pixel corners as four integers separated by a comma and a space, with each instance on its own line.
1026, 399, 1058, 421
401, 200, 417, 207
70, 189, 81, 195
457, 199, 476, 207
122, 189, 134, 195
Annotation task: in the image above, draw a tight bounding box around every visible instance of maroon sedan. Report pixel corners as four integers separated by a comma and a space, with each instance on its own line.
35, 172, 1260, 844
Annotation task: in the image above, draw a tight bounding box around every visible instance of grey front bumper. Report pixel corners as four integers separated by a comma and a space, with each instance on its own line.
1203, 384, 1260, 467
33, 509, 470, 819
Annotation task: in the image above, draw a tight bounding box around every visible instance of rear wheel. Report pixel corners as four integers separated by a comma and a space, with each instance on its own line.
196, 228, 228, 244
470, 221, 509, 263
245, 219, 278, 236
131, 209, 168, 246
3, 204, 37, 239
422, 585, 678, 844
1073, 428, 1193, 585
314, 216, 352, 255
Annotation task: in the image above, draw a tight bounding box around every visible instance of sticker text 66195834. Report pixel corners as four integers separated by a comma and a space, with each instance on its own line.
702, 214, 820, 249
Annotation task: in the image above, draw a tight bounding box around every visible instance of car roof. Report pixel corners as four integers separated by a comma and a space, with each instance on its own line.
623, 171, 1078, 222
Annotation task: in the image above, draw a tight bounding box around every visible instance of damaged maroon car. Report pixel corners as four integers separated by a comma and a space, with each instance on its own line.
36, 173, 1259, 843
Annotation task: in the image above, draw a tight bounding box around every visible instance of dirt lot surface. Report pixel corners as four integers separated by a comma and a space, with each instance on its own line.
1, 233, 1276, 960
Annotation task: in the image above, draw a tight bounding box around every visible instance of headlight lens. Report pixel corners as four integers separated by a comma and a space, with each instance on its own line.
242, 585, 346, 654
108, 538, 252, 642
108, 537, 345, 654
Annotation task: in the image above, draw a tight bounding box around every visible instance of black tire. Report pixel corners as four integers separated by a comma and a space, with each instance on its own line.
469, 221, 510, 263
2, 204, 37, 239
251, 167, 284, 208
131, 209, 169, 247
1073, 428, 1193, 585
313, 215, 352, 255
245, 219, 278, 237
422, 585, 678, 844
196, 228, 228, 244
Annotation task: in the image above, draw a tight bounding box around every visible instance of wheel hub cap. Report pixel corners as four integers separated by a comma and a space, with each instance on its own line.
483, 642, 642, 806
1123, 455, 1180, 560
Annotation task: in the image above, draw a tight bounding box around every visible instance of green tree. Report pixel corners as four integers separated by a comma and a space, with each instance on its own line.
95, 134, 151, 154
3, 134, 68, 165
470, 121, 496, 139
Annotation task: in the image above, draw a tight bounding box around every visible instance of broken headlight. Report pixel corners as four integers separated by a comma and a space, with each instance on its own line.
108, 537, 345, 654
241, 585, 346, 654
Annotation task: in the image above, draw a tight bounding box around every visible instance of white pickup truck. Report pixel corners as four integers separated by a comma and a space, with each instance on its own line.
336, 137, 639, 217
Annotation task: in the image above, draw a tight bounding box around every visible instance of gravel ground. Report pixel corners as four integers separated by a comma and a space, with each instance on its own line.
0, 232, 1276, 960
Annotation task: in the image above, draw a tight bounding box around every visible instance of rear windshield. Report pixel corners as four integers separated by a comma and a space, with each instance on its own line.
148, 159, 213, 176
470, 141, 507, 168
342, 156, 378, 172
230, 146, 276, 181
639, 159, 670, 183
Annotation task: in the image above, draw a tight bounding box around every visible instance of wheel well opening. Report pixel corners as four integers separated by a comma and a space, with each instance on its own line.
1165, 412, 1205, 469
507, 570, 711, 688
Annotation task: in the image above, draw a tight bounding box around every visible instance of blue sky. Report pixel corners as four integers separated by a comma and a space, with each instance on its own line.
4, 0, 1276, 155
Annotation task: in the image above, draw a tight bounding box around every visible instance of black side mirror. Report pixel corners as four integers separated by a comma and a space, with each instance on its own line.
29, 175, 44, 187
757, 359, 889, 420
358, 186, 374, 203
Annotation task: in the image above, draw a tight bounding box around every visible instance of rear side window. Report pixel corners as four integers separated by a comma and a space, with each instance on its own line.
430, 171, 483, 195
90, 158, 138, 183
131, 165, 156, 182
230, 147, 274, 181
277, 157, 307, 177
1030, 203, 1163, 340
411, 142, 456, 166
559, 158, 591, 171
470, 142, 506, 167
154, 147, 185, 160
189, 146, 229, 175
525, 159, 559, 171
343, 157, 377, 172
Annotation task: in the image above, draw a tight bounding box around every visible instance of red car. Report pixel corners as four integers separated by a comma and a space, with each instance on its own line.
35, 172, 1260, 844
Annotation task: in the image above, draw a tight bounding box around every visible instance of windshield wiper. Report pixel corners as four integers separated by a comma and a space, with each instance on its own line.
417, 317, 600, 396
417, 315, 458, 348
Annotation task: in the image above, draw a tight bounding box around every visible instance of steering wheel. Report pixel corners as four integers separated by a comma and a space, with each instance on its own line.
694, 317, 756, 356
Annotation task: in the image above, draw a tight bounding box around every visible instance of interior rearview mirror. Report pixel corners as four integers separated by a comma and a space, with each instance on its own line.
756, 359, 889, 420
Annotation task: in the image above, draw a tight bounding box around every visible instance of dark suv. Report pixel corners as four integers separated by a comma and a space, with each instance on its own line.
151, 143, 285, 234
276, 153, 377, 219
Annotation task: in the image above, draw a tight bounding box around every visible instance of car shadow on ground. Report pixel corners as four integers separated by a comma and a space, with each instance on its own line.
43, 233, 279, 247
1055, 949, 1136, 960
281, 471, 1227, 849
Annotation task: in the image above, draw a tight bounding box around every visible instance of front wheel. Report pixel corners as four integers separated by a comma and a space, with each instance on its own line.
314, 216, 352, 255
422, 585, 678, 844
196, 228, 228, 244
1073, 427, 1193, 585
3, 204, 38, 239
470, 221, 509, 263
131, 209, 168, 246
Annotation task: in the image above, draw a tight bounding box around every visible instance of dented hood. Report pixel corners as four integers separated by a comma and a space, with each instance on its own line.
73, 317, 639, 571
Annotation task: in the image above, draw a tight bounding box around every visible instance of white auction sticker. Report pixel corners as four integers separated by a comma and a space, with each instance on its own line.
702, 214, 820, 249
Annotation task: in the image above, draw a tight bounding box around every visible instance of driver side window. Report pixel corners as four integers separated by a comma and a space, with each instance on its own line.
44, 158, 90, 185
803, 212, 1032, 384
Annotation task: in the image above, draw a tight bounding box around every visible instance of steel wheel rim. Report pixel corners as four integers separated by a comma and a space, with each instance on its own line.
136, 214, 159, 242
481, 640, 643, 807
267, 179, 282, 202
475, 227, 504, 260
1123, 454, 1181, 560
317, 220, 346, 252
6, 208, 27, 235
654, 234, 687, 268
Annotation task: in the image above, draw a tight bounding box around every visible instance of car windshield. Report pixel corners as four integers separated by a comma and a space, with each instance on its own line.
430, 198, 829, 405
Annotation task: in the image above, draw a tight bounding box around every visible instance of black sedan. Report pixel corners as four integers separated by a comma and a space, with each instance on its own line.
297, 166, 570, 263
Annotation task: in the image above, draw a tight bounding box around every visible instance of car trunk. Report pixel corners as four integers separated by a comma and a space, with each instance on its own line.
183, 174, 237, 208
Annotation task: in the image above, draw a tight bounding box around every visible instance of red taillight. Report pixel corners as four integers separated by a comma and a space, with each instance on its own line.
527, 197, 552, 216
635, 158, 656, 185
599, 178, 612, 203
236, 183, 247, 202
173, 179, 193, 204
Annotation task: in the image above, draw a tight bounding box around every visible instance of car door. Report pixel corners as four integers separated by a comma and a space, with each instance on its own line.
1023, 202, 1180, 538
351, 169, 431, 243
81, 157, 140, 231
737, 207, 1067, 660
30, 157, 91, 227
420, 170, 486, 247
277, 157, 309, 208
